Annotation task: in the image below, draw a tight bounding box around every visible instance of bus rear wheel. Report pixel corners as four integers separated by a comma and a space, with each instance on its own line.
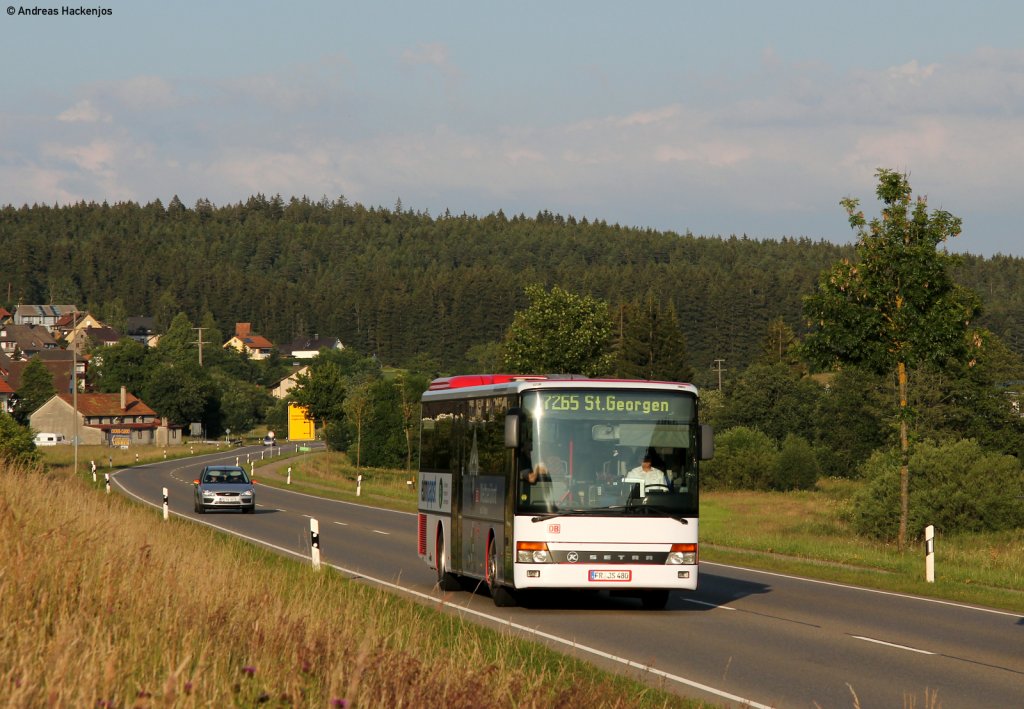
436, 531, 461, 591
486, 536, 516, 607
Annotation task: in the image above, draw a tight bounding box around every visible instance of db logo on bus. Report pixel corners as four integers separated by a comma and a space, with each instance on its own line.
548, 524, 561, 534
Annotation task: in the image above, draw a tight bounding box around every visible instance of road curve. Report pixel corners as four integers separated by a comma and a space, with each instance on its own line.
114, 452, 1024, 708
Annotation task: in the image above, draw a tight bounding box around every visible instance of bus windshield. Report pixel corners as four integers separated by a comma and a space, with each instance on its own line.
516, 389, 699, 517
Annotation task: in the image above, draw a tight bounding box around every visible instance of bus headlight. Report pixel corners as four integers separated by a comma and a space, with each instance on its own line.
516, 541, 552, 563
667, 543, 697, 565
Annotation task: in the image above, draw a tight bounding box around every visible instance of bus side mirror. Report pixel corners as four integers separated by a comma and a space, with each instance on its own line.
505, 410, 521, 448
700, 424, 714, 461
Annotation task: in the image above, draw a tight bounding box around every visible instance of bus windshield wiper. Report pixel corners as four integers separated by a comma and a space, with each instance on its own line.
529, 508, 608, 523
606, 505, 690, 522
530, 507, 688, 523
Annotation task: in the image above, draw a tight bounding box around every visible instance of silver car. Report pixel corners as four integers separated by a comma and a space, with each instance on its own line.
193, 465, 256, 513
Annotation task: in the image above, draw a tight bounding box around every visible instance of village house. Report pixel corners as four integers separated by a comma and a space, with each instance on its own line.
270, 365, 309, 399
125, 316, 160, 346
223, 322, 275, 360
13, 304, 78, 332
0, 323, 58, 359
279, 335, 345, 360
29, 387, 181, 447
0, 378, 13, 413
52, 311, 103, 346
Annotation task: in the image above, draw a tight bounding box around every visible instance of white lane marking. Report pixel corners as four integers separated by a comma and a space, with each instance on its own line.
113, 480, 769, 709
373, 530, 390, 535
255, 481, 417, 517
333, 521, 348, 526
851, 636, 935, 655
681, 598, 736, 610
703, 561, 1024, 619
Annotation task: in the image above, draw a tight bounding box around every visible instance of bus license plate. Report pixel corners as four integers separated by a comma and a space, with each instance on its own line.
589, 570, 631, 582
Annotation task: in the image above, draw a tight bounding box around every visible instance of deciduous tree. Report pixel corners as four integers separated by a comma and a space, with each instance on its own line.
13, 358, 56, 424
503, 284, 613, 376
803, 169, 982, 548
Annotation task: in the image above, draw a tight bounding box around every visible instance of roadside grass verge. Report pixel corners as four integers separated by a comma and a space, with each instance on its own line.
258, 454, 1024, 615
1, 461, 705, 708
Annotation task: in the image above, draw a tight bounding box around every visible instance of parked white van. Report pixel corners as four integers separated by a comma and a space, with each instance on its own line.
34, 432, 66, 446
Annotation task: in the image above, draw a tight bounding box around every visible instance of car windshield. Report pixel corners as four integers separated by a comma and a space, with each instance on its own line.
204, 469, 250, 484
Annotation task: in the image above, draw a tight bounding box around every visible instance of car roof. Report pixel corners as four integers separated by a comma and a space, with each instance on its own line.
203, 465, 245, 472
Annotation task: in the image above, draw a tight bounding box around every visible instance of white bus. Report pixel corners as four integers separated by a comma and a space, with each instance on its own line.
417, 374, 713, 609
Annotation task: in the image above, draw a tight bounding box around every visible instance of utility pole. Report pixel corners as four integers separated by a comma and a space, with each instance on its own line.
192, 327, 208, 367
72, 309, 79, 476
712, 359, 726, 392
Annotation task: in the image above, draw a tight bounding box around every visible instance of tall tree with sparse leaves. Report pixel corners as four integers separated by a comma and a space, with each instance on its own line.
803, 169, 982, 549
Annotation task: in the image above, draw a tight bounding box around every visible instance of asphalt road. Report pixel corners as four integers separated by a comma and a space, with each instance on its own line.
113, 448, 1024, 708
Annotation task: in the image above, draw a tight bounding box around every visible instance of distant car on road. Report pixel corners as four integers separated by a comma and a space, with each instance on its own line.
262, 435, 276, 446
193, 465, 256, 514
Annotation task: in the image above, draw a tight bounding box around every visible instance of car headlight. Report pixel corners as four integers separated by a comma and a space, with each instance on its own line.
241, 490, 254, 497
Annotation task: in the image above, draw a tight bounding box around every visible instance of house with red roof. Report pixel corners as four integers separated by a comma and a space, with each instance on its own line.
0, 378, 13, 413
29, 387, 181, 447
224, 322, 275, 360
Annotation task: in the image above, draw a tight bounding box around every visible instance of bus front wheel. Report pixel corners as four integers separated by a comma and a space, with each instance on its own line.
486, 536, 516, 607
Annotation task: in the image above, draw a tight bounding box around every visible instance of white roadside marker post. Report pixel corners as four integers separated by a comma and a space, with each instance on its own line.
310, 518, 321, 570
287, 466, 292, 485
356, 473, 362, 497
162, 487, 169, 521
91, 460, 97, 483
925, 524, 935, 583
104, 473, 111, 495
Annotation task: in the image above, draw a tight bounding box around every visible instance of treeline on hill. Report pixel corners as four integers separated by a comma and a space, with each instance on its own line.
3, 195, 1024, 541
5, 193, 1023, 382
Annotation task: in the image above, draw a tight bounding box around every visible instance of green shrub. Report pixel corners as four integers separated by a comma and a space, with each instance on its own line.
772, 434, 820, 490
851, 439, 1024, 541
701, 426, 778, 490
0, 412, 40, 467
324, 420, 351, 452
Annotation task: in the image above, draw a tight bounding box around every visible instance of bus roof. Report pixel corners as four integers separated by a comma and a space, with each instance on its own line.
423, 374, 700, 400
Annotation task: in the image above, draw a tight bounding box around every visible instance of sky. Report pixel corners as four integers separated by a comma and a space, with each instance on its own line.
2, 1, 1023, 257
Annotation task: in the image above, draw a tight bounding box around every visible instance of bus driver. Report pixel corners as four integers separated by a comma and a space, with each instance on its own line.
627, 454, 669, 488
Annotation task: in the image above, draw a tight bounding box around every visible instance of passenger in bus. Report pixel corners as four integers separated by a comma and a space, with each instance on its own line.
520, 461, 552, 484
626, 454, 669, 488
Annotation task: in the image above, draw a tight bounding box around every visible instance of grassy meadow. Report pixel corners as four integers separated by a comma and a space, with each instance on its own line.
3, 451, 704, 708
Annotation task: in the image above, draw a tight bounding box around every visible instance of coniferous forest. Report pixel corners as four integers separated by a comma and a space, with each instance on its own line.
5, 194, 1024, 387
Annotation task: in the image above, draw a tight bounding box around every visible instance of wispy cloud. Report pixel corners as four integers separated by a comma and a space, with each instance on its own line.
57, 99, 110, 124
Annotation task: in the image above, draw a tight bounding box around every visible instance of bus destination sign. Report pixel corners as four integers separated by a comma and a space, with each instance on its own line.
537, 392, 690, 418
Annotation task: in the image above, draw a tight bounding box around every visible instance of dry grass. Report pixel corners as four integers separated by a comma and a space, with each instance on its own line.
0, 461, 704, 709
